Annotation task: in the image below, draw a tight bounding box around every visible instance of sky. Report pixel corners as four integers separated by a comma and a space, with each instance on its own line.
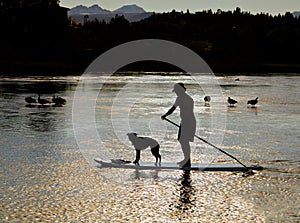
60, 0, 300, 15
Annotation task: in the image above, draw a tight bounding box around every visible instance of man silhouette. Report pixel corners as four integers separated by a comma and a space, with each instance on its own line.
161, 83, 196, 167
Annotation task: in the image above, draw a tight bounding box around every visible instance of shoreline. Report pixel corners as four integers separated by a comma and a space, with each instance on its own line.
0, 60, 299, 76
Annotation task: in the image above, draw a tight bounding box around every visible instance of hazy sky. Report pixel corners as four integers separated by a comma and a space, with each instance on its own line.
60, 0, 299, 15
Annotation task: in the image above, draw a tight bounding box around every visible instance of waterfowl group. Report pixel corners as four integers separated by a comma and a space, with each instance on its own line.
227, 97, 259, 107
202, 96, 259, 107
25, 94, 66, 106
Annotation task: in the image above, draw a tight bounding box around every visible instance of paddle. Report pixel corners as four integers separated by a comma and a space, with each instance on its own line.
163, 117, 254, 174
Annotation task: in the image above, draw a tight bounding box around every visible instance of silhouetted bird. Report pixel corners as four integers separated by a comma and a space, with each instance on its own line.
247, 97, 259, 107
38, 94, 51, 105
204, 96, 211, 103
204, 95, 211, 106
52, 96, 66, 105
227, 97, 238, 107
25, 97, 37, 104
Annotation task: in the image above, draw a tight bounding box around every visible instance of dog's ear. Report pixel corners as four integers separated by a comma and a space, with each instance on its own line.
127, 132, 137, 137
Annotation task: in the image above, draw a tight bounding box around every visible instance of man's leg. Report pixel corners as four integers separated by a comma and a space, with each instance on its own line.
178, 139, 191, 167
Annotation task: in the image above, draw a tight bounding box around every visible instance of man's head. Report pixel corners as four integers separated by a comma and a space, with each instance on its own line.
172, 82, 186, 95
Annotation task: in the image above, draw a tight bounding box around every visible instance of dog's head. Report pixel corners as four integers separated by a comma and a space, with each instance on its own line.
127, 132, 138, 142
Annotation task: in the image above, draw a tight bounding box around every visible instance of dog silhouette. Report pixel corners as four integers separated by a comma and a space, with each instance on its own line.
127, 133, 161, 166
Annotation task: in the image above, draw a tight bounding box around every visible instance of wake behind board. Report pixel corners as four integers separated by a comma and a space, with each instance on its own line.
94, 158, 263, 172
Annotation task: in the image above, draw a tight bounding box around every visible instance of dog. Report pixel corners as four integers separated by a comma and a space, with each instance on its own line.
127, 133, 161, 166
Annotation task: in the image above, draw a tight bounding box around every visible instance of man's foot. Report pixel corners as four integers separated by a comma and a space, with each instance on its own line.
178, 159, 191, 167
177, 160, 185, 165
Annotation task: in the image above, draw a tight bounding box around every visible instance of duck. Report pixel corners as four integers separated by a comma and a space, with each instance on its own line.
38, 94, 51, 105
227, 97, 238, 107
204, 95, 211, 103
25, 97, 37, 104
247, 97, 259, 107
52, 96, 66, 105
204, 95, 211, 106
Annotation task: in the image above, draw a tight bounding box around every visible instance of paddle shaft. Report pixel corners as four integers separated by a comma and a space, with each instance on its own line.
163, 117, 250, 170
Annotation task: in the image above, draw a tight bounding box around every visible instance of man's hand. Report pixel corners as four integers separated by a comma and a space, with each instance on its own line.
161, 106, 176, 120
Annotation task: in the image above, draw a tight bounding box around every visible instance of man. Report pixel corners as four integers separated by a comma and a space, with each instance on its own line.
161, 83, 196, 167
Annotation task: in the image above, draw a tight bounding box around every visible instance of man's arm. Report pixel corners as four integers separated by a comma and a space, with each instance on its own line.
161, 105, 176, 120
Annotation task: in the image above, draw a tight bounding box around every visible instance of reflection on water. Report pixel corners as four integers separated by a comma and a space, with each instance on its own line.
26, 111, 57, 132
247, 106, 258, 116
0, 74, 299, 222
175, 170, 195, 211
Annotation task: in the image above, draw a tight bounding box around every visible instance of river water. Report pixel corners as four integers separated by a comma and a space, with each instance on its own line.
0, 73, 299, 222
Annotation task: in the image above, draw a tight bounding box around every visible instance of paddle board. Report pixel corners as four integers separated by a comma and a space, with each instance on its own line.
94, 158, 263, 172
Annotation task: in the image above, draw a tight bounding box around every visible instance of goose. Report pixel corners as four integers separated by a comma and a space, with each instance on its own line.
25, 97, 37, 104
38, 94, 51, 105
204, 95, 211, 103
52, 96, 66, 105
204, 95, 211, 106
227, 97, 238, 107
247, 97, 259, 107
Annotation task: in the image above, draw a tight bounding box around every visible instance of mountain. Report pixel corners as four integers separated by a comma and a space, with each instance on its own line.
68, 4, 111, 15
68, 4, 151, 24
292, 11, 300, 17
113, 4, 146, 14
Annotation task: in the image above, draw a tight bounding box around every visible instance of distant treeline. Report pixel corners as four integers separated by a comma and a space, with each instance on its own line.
0, 1, 299, 74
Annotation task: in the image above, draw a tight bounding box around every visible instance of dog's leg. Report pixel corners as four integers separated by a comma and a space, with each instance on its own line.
157, 145, 161, 166
151, 145, 161, 166
133, 149, 140, 165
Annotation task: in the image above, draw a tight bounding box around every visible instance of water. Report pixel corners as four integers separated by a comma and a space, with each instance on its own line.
0, 73, 299, 222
